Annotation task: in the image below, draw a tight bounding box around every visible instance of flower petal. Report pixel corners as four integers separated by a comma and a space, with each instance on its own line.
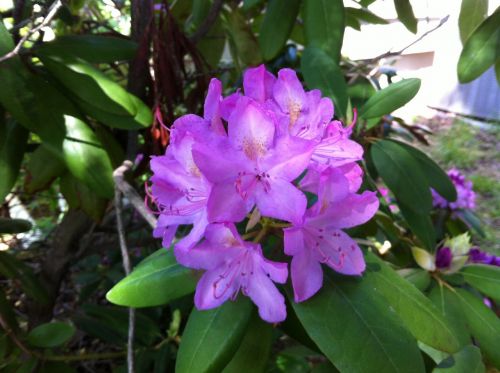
273, 68, 306, 116
153, 224, 178, 248
255, 178, 306, 224
312, 138, 363, 167
264, 136, 314, 181
283, 227, 304, 256
246, 268, 287, 323
228, 97, 275, 161
204, 78, 226, 135
243, 65, 276, 102
319, 230, 366, 275
207, 182, 252, 223
194, 266, 237, 310
175, 211, 209, 251
319, 191, 379, 229
291, 250, 323, 302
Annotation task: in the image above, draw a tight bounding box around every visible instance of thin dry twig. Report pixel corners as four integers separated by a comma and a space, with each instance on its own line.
113, 160, 157, 229
0, 0, 63, 63
114, 180, 136, 373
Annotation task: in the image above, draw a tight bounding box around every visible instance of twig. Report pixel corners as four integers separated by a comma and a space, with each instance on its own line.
189, 0, 224, 44
114, 181, 135, 373
0, 0, 63, 63
363, 15, 450, 64
113, 161, 157, 229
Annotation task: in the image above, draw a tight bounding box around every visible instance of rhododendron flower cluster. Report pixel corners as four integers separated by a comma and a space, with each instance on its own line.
148, 66, 379, 323
432, 168, 475, 210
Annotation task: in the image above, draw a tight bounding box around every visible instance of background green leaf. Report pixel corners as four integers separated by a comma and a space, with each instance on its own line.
301, 47, 348, 118
290, 270, 425, 373
394, 0, 418, 33
433, 345, 485, 373
176, 298, 253, 373
360, 79, 421, 119
106, 249, 197, 308
461, 265, 500, 301
303, 0, 345, 62
27, 322, 76, 348
458, 0, 488, 44
0, 120, 28, 202
457, 7, 500, 83
259, 0, 301, 60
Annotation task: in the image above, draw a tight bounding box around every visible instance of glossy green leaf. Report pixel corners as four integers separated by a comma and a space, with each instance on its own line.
346, 7, 388, 25
391, 140, 457, 202
345, 13, 361, 30
224, 9, 262, 66
0, 252, 49, 303
365, 253, 461, 353
106, 249, 197, 307
303, 0, 345, 62
301, 47, 348, 118
428, 286, 471, 349
455, 210, 485, 237
0, 287, 19, 333
61, 115, 115, 198
371, 140, 432, 214
243, 0, 263, 11
24, 145, 65, 194
457, 7, 500, 83
0, 218, 32, 234
453, 289, 500, 368
259, 0, 301, 60
176, 298, 253, 373
398, 268, 431, 291
222, 312, 273, 373
290, 270, 425, 373
59, 173, 108, 221
495, 60, 500, 84
399, 203, 436, 250
348, 77, 376, 108
394, 0, 418, 33
27, 321, 75, 348
36, 35, 137, 63
360, 78, 421, 119
461, 264, 500, 300
458, 0, 488, 44
0, 120, 28, 202
197, 17, 226, 68
188, 0, 212, 32
433, 345, 485, 373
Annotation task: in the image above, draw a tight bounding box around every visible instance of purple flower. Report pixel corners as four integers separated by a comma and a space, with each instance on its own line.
435, 247, 452, 269
193, 97, 314, 224
284, 169, 379, 302
469, 248, 500, 267
176, 223, 288, 323
432, 168, 476, 210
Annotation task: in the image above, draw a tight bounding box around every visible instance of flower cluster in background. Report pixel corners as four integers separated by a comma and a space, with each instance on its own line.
148, 65, 379, 322
432, 168, 476, 211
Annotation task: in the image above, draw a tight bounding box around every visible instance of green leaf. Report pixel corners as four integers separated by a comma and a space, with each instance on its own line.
0, 252, 49, 304
259, 0, 301, 60
24, 145, 65, 194
360, 78, 421, 119
290, 270, 425, 373
455, 210, 485, 237
224, 9, 262, 67
370, 140, 432, 214
433, 345, 485, 373
495, 60, 500, 84
197, 17, 226, 68
458, 0, 488, 44
346, 7, 388, 25
176, 298, 253, 373
453, 288, 500, 368
0, 120, 28, 202
301, 47, 348, 118
457, 7, 500, 83
222, 312, 273, 373
348, 77, 377, 108
0, 287, 19, 334
394, 0, 418, 33
0, 218, 32, 234
428, 286, 471, 349
35, 35, 137, 63
461, 264, 500, 300
365, 252, 461, 353
59, 173, 108, 221
345, 13, 361, 30
390, 140, 457, 202
398, 268, 431, 291
27, 322, 75, 348
399, 203, 436, 250
303, 0, 345, 62
106, 249, 197, 307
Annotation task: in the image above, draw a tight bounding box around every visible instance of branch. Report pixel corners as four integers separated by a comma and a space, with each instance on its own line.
189, 0, 224, 44
113, 161, 157, 229
0, 0, 63, 63
364, 15, 449, 63
114, 178, 136, 373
